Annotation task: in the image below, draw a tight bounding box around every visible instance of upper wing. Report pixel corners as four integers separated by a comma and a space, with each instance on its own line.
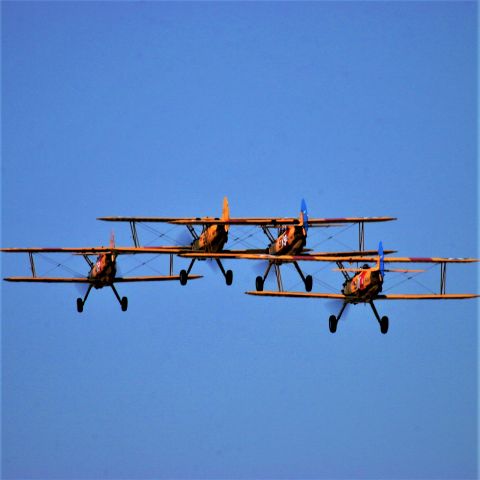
246, 291, 479, 300
169, 216, 397, 226
97, 216, 180, 223
1, 246, 191, 255
98, 216, 396, 227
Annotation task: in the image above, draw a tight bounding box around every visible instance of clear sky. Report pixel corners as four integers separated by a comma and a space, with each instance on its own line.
2, 2, 478, 479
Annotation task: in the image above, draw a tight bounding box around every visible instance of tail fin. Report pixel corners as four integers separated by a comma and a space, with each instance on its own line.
377, 241, 385, 277
299, 198, 309, 232
222, 197, 230, 232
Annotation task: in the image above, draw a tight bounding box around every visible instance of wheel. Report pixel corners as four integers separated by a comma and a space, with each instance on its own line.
225, 269, 233, 286
305, 274, 313, 292
380, 316, 389, 334
76, 298, 84, 313
180, 269, 188, 286
121, 296, 128, 312
255, 276, 264, 292
329, 315, 337, 333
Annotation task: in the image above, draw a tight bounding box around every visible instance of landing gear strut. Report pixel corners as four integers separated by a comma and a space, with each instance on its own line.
369, 301, 389, 334
255, 261, 312, 292
180, 258, 233, 286
111, 284, 128, 312
76, 284, 92, 313
76, 283, 128, 312
328, 302, 347, 333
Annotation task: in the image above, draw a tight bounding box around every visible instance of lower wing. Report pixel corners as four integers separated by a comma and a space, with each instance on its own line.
246, 291, 479, 300
4, 275, 202, 283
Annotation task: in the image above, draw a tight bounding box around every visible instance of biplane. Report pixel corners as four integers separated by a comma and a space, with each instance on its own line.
98, 197, 236, 286
1, 233, 202, 312
246, 242, 479, 334
178, 199, 397, 292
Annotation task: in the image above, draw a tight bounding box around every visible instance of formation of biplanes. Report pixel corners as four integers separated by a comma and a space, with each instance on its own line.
2, 198, 478, 334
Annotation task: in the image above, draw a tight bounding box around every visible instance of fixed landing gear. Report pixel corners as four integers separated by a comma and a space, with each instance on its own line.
370, 301, 389, 334
379, 315, 389, 334
305, 274, 313, 292
328, 302, 347, 333
255, 261, 312, 292
329, 315, 338, 333
180, 259, 233, 286
121, 296, 128, 312
76, 284, 128, 312
327, 301, 389, 334
77, 297, 84, 313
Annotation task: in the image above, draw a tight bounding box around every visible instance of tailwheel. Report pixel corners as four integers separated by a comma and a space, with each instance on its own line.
76, 298, 84, 313
225, 269, 233, 286
380, 316, 389, 334
121, 296, 128, 312
329, 315, 338, 333
255, 276, 264, 292
305, 274, 313, 292
179, 269, 188, 286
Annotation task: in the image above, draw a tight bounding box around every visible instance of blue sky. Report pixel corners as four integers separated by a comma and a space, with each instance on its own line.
2, 2, 478, 479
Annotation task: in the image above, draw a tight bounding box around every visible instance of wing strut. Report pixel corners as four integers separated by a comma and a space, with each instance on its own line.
130, 221, 140, 247
261, 226, 276, 243
29, 252, 36, 278
274, 264, 284, 292
358, 221, 365, 252
187, 225, 199, 240
440, 262, 447, 295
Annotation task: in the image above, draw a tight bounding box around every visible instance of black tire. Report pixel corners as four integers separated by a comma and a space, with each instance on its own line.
305, 274, 313, 292
255, 276, 264, 292
76, 298, 84, 313
380, 316, 389, 334
329, 315, 337, 333
180, 269, 188, 286
121, 296, 128, 312
225, 269, 233, 286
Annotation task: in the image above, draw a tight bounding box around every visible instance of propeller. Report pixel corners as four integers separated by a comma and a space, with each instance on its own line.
175, 229, 194, 247
324, 298, 350, 322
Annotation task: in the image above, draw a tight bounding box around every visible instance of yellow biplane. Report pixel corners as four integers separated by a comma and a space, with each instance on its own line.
245, 242, 478, 334
1, 233, 202, 312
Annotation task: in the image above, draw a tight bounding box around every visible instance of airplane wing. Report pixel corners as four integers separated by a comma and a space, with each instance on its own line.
98, 216, 396, 227
0, 246, 191, 255
97, 216, 179, 223
259, 255, 479, 264
246, 291, 479, 300
167, 216, 397, 227
4, 275, 202, 283
178, 249, 397, 261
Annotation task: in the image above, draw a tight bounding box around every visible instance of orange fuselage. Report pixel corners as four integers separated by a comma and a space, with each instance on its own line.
88, 253, 117, 287
342, 268, 383, 302
192, 225, 228, 253
268, 225, 306, 256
